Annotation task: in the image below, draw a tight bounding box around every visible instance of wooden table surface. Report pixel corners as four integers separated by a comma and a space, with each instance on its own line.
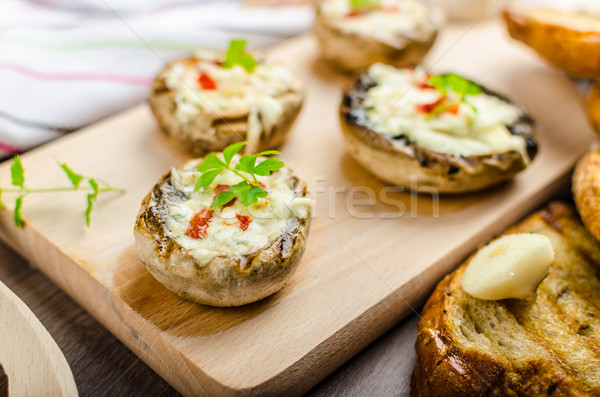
0, 239, 419, 396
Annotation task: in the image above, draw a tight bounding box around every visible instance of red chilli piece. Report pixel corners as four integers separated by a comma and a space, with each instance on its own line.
256, 181, 266, 189
198, 72, 217, 90
417, 73, 433, 89
416, 97, 444, 114
186, 209, 213, 239
346, 10, 366, 17
236, 214, 252, 231
446, 104, 460, 115
214, 184, 237, 207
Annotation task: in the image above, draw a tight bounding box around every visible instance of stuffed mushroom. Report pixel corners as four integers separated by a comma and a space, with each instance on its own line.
134, 148, 313, 307
313, 0, 442, 73
340, 63, 537, 194
150, 40, 304, 156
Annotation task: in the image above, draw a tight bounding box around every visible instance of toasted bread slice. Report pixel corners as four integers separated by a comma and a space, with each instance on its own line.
504, 5, 600, 78
412, 202, 600, 396
587, 83, 600, 135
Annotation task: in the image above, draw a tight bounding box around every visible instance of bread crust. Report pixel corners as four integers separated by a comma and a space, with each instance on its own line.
587, 82, 600, 135
412, 203, 600, 396
133, 160, 311, 307
504, 7, 600, 79
313, 3, 439, 74
339, 71, 537, 194
149, 58, 304, 156
573, 146, 600, 243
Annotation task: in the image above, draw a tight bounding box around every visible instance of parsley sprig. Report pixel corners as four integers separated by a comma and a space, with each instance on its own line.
194, 142, 284, 208
427, 73, 482, 116
350, 0, 380, 12
0, 156, 125, 227
221, 39, 258, 73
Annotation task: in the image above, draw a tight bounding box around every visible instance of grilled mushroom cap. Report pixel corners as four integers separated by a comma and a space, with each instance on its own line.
313, 0, 441, 74
339, 71, 537, 194
134, 159, 311, 307
150, 57, 304, 156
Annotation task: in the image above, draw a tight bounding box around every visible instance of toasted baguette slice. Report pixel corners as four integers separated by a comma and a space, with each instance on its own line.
587, 83, 600, 135
504, 5, 600, 78
412, 202, 600, 396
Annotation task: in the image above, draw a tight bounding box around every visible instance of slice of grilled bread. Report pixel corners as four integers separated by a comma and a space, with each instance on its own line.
504, 5, 600, 79
412, 202, 600, 396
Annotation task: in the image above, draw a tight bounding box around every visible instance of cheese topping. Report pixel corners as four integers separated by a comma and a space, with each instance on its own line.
363, 64, 527, 158
163, 158, 313, 265
320, 0, 440, 44
163, 54, 300, 151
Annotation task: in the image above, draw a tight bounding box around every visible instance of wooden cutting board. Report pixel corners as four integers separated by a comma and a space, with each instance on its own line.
0, 280, 78, 396
0, 19, 594, 396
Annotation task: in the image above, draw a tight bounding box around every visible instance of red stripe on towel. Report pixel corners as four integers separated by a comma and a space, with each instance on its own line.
0, 62, 152, 86
0, 141, 23, 155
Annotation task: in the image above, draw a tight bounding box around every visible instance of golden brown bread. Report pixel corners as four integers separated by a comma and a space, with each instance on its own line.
587, 83, 600, 135
412, 202, 600, 396
504, 6, 600, 79
573, 146, 600, 244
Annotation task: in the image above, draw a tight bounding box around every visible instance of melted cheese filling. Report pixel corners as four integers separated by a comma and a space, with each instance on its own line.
363, 64, 527, 158
164, 54, 299, 151
163, 158, 313, 265
321, 0, 438, 44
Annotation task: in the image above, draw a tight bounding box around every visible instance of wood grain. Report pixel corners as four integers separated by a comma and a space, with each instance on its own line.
0, 280, 77, 396
0, 20, 594, 395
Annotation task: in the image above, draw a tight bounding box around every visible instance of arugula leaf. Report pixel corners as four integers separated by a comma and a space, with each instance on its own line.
223, 141, 246, 166
197, 152, 226, 172
59, 161, 84, 189
235, 154, 258, 176
10, 155, 24, 188
446, 73, 482, 96
427, 74, 448, 96
253, 157, 285, 176
211, 181, 267, 208
427, 73, 481, 97
256, 150, 281, 157
198, 141, 286, 208
239, 184, 268, 206
85, 178, 99, 226
195, 168, 222, 192
211, 189, 239, 208
14, 196, 23, 227
350, 0, 380, 12
0, 157, 124, 227
426, 73, 482, 116
221, 39, 258, 73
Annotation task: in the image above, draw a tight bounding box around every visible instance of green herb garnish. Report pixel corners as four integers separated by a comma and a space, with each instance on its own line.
428, 73, 482, 97
0, 156, 125, 227
427, 73, 482, 116
195, 142, 284, 208
221, 39, 258, 73
350, 0, 380, 12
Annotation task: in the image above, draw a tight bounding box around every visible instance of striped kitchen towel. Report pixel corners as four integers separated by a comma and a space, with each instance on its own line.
0, 0, 313, 158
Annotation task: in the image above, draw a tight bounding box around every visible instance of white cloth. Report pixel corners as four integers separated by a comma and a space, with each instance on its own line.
0, 0, 313, 156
